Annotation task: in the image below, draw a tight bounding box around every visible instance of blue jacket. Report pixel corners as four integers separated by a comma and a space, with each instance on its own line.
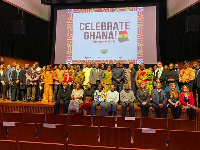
151, 88, 166, 106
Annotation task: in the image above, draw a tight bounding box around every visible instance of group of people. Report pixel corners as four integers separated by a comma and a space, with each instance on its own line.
0, 60, 199, 120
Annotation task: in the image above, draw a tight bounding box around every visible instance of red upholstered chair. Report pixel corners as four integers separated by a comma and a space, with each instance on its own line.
0, 123, 7, 139
7, 123, 37, 141
100, 126, 132, 148
68, 114, 91, 126
67, 144, 116, 150
18, 141, 65, 150
168, 119, 195, 131
93, 116, 116, 127
141, 118, 167, 129
46, 114, 68, 124
24, 113, 45, 123
68, 125, 99, 146
119, 148, 155, 150
168, 130, 200, 150
2, 112, 24, 122
134, 128, 168, 150
0, 140, 18, 150
36, 123, 67, 144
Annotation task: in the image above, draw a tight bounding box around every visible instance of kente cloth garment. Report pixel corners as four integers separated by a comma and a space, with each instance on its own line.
83, 67, 92, 86
43, 84, 53, 103
94, 90, 107, 102
26, 68, 40, 86
102, 71, 112, 92
63, 69, 74, 84
54, 69, 64, 84
179, 67, 195, 83
137, 68, 153, 94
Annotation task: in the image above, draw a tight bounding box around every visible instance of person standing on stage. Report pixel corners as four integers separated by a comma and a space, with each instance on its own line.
112, 61, 125, 92
90, 63, 103, 90
83, 62, 92, 89
179, 60, 195, 92
192, 61, 200, 106
2, 64, 12, 100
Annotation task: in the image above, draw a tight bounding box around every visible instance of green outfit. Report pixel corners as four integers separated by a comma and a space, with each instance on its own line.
102, 71, 112, 92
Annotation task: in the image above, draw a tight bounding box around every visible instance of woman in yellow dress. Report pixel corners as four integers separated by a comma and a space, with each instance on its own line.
102, 65, 112, 92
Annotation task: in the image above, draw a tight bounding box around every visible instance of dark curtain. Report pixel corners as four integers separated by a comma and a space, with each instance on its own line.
162, 3, 200, 65
0, 1, 50, 66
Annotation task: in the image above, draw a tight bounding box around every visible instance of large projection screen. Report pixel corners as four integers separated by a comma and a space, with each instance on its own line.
55, 6, 157, 64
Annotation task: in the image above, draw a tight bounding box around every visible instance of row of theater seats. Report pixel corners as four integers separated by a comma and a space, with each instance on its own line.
0, 112, 199, 149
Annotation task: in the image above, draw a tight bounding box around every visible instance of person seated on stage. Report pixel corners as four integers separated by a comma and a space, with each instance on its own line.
167, 83, 182, 119
120, 84, 135, 117
41, 65, 54, 103
54, 81, 72, 114
92, 84, 106, 116
81, 82, 94, 115
106, 84, 119, 116
136, 81, 150, 117
68, 83, 84, 114
180, 85, 196, 120
151, 82, 168, 118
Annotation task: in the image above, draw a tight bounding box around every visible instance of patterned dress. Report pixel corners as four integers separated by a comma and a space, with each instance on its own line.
63, 69, 74, 85
42, 71, 54, 103
73, 70, 84, 88
102, 71, 112, 92
69, 89, 84, 112
137, 68, 153, 94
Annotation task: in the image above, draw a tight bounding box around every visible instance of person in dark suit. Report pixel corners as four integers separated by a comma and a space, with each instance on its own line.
125, 62, 137, 95
0, 64, 4, 99
2, 64, 12, 100
54, 81, 72, 114
154, 61, 167, 90
11, 64, 21, 101
192, 60, 200, 107
112, 61, 125, 92
19, 64, 29, 102
89, 63, 103, 90
151, 83, 168, 118
137, 81, 150, 117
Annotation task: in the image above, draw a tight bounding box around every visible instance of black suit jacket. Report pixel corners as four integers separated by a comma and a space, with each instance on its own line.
57, 86, 72, 102
195, 69, 200, 88
19, 69, 26, 89
154, 69, 167, 89
131, 68, 136, 83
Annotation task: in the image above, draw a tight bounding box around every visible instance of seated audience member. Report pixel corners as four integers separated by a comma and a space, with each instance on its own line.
180, 85, 196, 120
11, 64, 21, 101
69, 83, 84, 113
137, 81, 150, 117
165, 63, 179, 92
81, 82, 94, 115
92, 84, 106, 116
179, 60, 195, 92
151, 83, 168, 118
120, 84, 135, 117
106, 84, 119, 116
19, 64, 29, 102
41, 65, 54, 103
54, 81, 72, 114
167, 83, 182, 119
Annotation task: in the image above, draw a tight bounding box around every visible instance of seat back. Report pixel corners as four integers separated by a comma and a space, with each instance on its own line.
0, 123, 7, 139
134, 128, 167, 150
93, 116, 115, 127
100, 126, 132, 148
68, 125, 99, 146
142, 118, 167, 129
46, 114, 68, 124
18, 141, 65, 150
36, 123, 67, 144
0, 140, 18, 150
168, 130, 200, 150
7, 123, 36, 141
168, 119, 194, 131
68, 144, 116, 150
24, 113, 45, 123
2, 112, 24, 122
69, 115, 91, 126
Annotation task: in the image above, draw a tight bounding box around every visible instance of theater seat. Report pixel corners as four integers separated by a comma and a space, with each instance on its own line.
24, 113, 45, 123
0, 140, 18, 150
93, 116, 115, 127
69, 114, 91, 126
168, 130, 200, 150
168, 119, 194, 131
68, 125, 99, 146
36, 123, 67, 144
46, 114, 68, 124
18, 141, 65, 150
0, 123, 7, 140
67, 144, 116, 150
141, 118, 167, 129
2, 112, 24, 122
134, 128, 167, 150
